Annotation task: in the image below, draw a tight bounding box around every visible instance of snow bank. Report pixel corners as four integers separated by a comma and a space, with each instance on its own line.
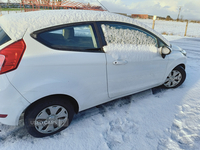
0, 10, 169, 46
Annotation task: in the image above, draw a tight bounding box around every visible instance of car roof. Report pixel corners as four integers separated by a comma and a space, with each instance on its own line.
0, 10, 169, 46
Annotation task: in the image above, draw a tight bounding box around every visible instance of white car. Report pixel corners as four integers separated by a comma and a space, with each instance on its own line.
0, 10, 186, 137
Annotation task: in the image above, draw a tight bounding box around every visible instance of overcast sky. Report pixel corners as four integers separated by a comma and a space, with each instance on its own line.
78, 0, 200, 20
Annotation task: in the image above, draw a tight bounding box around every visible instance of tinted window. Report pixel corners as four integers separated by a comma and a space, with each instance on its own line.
101, 23, 158, 47
36, 24, 100, 51
0, 27, 11, 46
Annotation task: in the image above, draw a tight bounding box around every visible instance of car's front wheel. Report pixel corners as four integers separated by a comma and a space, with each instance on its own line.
24, 96, 75, 137
163, 66, 186, 88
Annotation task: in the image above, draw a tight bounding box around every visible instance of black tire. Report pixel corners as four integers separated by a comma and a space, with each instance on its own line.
24, 96, 74, 137
163, 66, 186, 88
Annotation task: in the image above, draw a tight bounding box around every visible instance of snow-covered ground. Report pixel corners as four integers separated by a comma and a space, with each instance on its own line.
1, 11, 22, 15
0, 14, 200, 150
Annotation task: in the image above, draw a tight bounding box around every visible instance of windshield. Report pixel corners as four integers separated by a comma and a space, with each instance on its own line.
0, 27, 11, 46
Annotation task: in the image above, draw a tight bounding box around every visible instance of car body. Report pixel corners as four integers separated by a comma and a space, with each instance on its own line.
0, 10, 186, 137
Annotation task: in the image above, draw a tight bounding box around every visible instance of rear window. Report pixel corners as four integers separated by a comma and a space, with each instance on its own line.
0, 27, 11, 46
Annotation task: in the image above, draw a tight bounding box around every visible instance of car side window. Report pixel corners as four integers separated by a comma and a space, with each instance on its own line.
101, 23, 158, 47
158, 38, 167, 48
0, 27, 11, 46
35, 24, 100, 51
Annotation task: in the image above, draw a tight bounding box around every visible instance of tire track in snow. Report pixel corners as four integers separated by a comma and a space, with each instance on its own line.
0, 119, 30, 148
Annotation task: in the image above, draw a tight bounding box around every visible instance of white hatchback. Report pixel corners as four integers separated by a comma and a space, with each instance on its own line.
0, 10, 186, 137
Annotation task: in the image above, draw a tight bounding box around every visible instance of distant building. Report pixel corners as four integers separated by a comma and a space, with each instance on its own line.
0, 3, 20, 8
131, 14, 148, 19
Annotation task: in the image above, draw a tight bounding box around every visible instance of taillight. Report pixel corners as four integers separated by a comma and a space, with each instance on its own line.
0, 39, 26, 74
0, 55, 5, 71
0, 114, 8, 118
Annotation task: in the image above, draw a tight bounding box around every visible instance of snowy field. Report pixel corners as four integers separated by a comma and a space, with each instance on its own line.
1, 11, 22, 15
136, 19, 200, 38
0, 13, 200, 150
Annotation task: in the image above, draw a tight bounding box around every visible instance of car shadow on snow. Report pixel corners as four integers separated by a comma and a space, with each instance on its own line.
73, 87, 164, 123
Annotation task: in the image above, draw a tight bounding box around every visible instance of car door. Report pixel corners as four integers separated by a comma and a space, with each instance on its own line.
98, 22, 169, 98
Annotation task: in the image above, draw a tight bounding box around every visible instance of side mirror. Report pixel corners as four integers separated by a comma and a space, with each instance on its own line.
161, 46, 171, 58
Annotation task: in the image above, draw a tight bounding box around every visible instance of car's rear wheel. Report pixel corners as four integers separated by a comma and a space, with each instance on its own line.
24, 96, 74, 137
163, 66, 186, 88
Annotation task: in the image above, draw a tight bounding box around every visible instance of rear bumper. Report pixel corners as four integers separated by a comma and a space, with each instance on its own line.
0, 74, 30, 125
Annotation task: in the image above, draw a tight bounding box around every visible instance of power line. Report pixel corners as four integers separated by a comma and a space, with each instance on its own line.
96, 0, 109, 12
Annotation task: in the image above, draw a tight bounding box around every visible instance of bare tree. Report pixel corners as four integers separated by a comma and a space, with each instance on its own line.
166, 15, 172, 21
177, 6, 182, 21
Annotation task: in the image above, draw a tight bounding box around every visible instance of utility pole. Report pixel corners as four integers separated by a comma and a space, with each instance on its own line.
152, 15, 157, 29
184, 20, 189, 36
177, 6, 182, 21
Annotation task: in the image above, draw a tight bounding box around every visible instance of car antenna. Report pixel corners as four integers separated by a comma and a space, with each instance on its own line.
96, 0, 109, 12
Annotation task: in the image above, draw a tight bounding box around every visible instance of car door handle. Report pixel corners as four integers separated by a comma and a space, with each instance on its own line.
113, 60, 128, 65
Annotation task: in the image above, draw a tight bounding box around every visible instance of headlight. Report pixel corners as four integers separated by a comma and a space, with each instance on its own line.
181, 50, 187, 56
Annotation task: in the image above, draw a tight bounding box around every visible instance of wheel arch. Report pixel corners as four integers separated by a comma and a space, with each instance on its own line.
176, 63, 185, 70
162, 62, 186, 85
165, 58, 186, 78
24, 94, 79, 115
